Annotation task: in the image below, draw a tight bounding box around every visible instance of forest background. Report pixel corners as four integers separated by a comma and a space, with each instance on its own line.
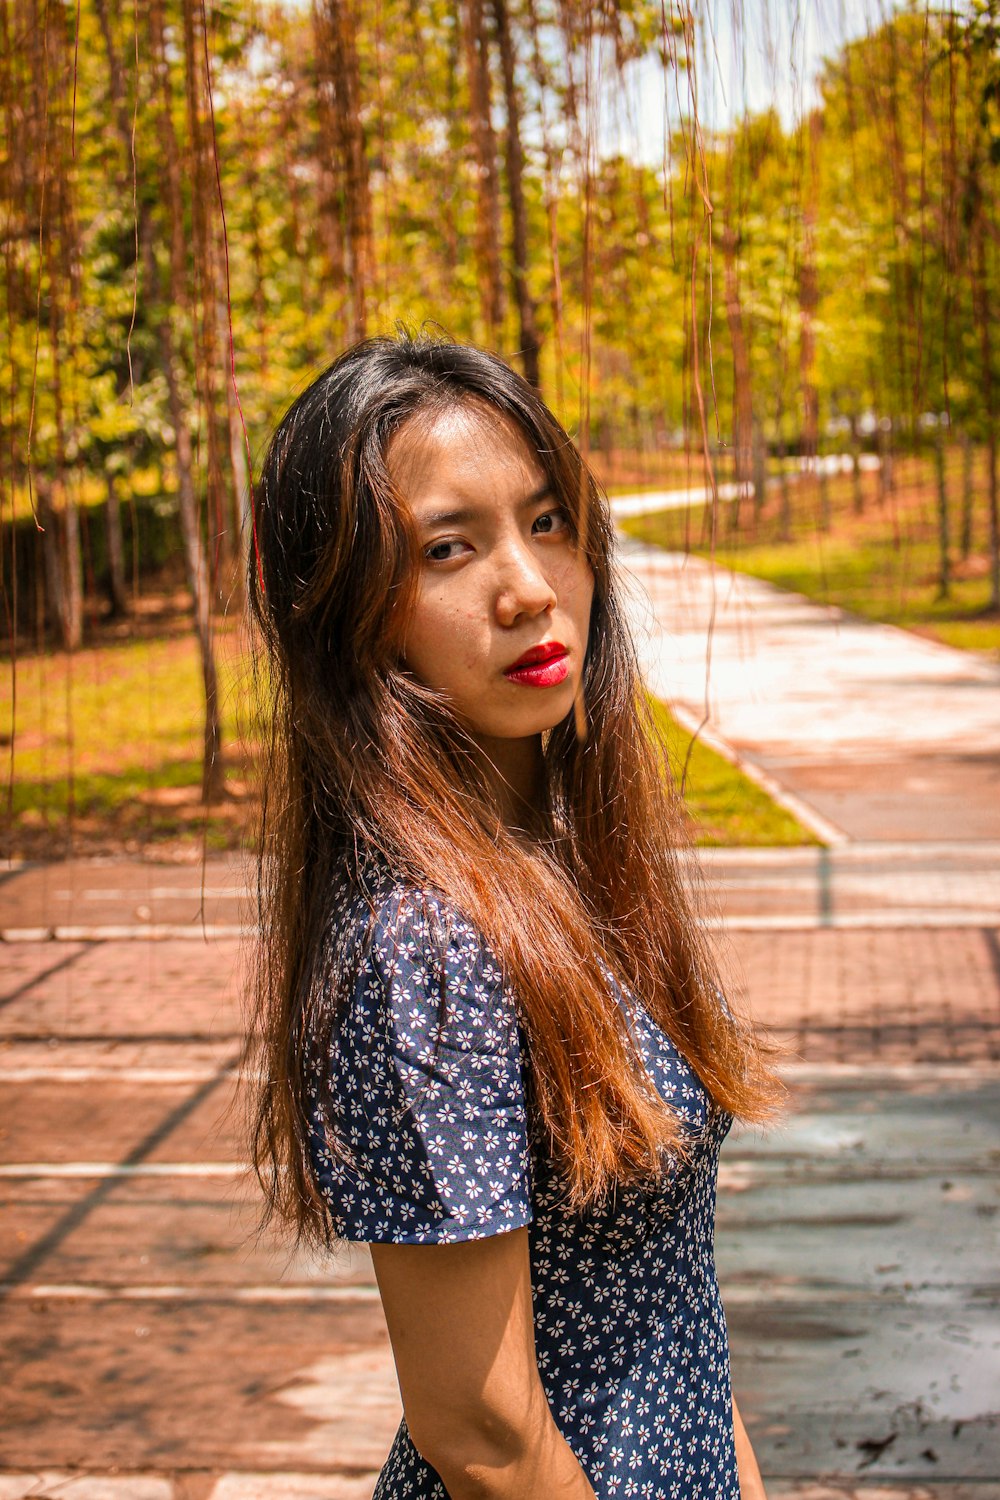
3, 0, 999, 857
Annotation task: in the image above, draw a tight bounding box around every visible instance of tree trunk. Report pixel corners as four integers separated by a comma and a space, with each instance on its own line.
777, 432, 792, 543
850, 413, 864, 515
752, 427, 767, 524
36, 478, 67, 646
149, 0, 226, 801
104, 473, 129, 617
799, 113, 822, 532
960, 431, 974, 559
463, 0, 504, 341
818, 460, 831, 533
223, 304, 251, 598
165, 338, 225, 802
878, 419, 895, 501
313, 0, 372, 341
971, 184, 999, 610
934, 428, 950, 600
36, 473, 83, 651
489, 0, 540, 386
987, 432, 999, 612
720, 226, 753, 535
60, 474, 84, 649
181, 0, 232, 571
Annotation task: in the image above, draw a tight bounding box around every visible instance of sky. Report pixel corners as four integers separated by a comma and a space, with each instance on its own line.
603, 0, 901, 164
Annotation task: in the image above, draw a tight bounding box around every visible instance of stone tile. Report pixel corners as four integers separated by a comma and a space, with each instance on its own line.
0, 1478, 174, 1499
208, 1477, 379, 1500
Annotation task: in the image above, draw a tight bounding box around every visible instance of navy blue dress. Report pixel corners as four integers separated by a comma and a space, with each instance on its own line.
306, 869, 739, 1499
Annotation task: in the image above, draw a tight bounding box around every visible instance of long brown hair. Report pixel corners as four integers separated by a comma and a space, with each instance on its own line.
247, 330, 779, 1240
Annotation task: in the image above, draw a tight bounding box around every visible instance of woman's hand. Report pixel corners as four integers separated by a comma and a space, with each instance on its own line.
371, 1227, 597, 1499
733, 1396, 768, 1500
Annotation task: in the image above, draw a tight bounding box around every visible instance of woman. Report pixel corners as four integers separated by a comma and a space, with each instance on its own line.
247, 332, 779, 1499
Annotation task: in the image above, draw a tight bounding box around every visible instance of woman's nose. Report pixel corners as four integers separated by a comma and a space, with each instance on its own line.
494, 539, 557, 626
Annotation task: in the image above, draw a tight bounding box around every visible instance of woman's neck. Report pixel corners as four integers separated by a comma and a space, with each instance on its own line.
468, 732, 546, 834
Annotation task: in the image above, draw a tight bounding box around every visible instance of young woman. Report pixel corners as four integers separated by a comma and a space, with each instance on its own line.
247, 332, 779, 1499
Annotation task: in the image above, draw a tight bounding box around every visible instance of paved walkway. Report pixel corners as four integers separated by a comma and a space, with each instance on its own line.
1, 544, 998, 1499
618, 543, 1000, 842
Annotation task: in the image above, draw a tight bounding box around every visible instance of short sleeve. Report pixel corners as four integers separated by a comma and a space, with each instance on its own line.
307, 882, 534, 1244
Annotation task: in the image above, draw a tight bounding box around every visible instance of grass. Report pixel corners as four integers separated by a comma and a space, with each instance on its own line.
2, 623, 254, 858
647, 696, 816, 848
1, 622, 814, 857
619, 452, 1000, 660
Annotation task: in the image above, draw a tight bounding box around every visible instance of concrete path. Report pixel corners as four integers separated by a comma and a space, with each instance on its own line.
2, 537, 999, 1498
618, 542, 1000, 842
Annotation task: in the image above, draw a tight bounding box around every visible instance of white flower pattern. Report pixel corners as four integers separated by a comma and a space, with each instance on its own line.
305, 870, 739, 1499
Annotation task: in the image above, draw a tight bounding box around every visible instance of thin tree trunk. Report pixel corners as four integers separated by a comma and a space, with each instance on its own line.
934, 428, 950, 600
313, 0, 371, 341
960, 431, 974, 559
987, 433, 999, 611
48, 239, 83, 649
972, 192, 999, 609
57, 475, 84, 649
879, 418, 895, 501
463, 0, 504, 341
149, 0, 226, 801
36, 477, 67, 646
181, 0, 230, 570
818, 460, 831, 533
777, 431, 792, 542
222, 299, 251, 595
799, 113, 822, 531
525, 0, 564, 409
850, 413, 864, 514
163, 327, 225, 801
752, 427, 767, 524
104, 473, 129, 617
489, 0, 540, 386
720, 224, 754, 530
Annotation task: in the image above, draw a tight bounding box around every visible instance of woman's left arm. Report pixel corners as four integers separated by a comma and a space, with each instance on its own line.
733, 1397, 767, 1500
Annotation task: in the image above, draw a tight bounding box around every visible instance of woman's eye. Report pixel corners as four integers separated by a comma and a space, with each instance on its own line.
533, 507, 569, 536
424, 538, 465, 563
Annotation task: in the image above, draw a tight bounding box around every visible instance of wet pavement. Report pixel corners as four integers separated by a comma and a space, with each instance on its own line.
722, 1068, 1000, 1487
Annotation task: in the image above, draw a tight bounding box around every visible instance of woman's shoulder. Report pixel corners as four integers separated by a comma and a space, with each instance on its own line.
324, 853, 507, 1019
328, 854, 490, 954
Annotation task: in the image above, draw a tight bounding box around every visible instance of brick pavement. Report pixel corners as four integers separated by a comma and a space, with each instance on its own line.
3, 924, 997, 1066
2, 850, 998, 1498
720, 926, 1000, 1065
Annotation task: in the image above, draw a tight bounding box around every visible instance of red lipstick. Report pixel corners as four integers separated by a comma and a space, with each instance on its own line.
504, 641, 569, 688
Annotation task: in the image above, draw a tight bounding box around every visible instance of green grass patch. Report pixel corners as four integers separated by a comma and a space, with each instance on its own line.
2, 626, 253, 856
648, 696, 817, 848
3, 624, 814, 854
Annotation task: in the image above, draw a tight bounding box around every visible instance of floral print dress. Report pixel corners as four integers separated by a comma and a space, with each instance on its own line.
306, 869, 739, 1500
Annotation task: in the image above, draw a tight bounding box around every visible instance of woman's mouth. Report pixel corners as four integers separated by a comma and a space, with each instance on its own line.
503, 641, 569, 688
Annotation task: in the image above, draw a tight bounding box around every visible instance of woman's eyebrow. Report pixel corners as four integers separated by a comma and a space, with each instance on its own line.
416, 482, 553, 530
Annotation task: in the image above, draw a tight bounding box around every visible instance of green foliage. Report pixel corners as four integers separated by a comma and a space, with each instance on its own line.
3, 0, 999, 843
4, 1, 998, 503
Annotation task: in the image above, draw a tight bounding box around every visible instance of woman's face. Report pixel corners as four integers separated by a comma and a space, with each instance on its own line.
389, 401, 594, 769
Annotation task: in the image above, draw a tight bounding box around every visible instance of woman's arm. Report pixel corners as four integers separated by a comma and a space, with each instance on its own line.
733, 1396, 767, 1500
371, 1227, 596, 1499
